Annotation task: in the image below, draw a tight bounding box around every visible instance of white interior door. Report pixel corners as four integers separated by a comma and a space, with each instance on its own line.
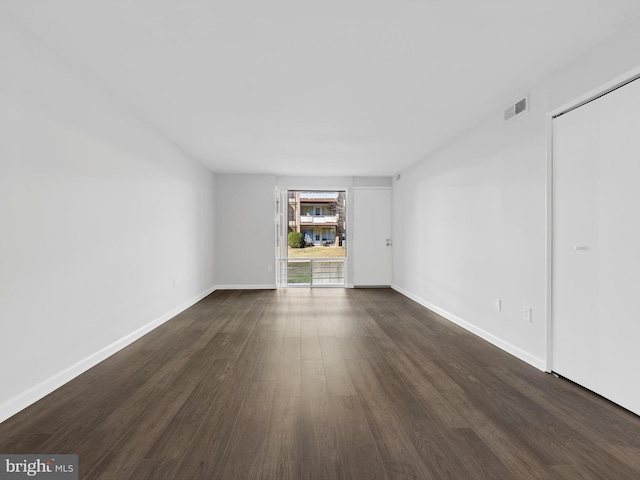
352, 187, 392, 286
553, 77, 640, 415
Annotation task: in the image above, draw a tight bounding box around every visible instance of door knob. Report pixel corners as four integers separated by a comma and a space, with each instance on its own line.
573, 245, 588, 251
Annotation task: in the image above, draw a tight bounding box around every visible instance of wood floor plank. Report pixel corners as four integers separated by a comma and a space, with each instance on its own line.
300, 395, 341, 465
301, 320, 323, 360
275, 337, 302, 397
350, 308, 401, 355
345, 358, 430, 480
94, 294, 276, 480
214, 295, 265, 359
85, 303, 257, 479
250, 396, 302, 480
383, 343, 477, 429
213, 381, 275, 480
2, 288, 640, 480
253, 329, 285, 382
216, 290, 261, 334
319, 336, 357, 396
330, 395, 388, 480
284, 315, 302, 338
364, 352, 475, 480
448, 427, 515, 480
301, 462, 345, 480
328, 309, 367, 338
87, 384, 199, 480
170, 322, 274, 480
141, 358, 233, 462
336, 336, 375, 360
312, 294, 337, 337
301, 358, 328, 398
470, 419, 552, 480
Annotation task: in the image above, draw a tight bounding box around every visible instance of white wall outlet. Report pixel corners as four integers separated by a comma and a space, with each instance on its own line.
524, 306, 532, 322
267, 265, 273, 272
494, 299, 501, 312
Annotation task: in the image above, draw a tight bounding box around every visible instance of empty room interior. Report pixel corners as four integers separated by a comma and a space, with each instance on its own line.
3, 1, 640, 479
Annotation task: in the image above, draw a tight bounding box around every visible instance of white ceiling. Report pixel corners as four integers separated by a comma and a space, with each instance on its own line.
5, 0, 640, 176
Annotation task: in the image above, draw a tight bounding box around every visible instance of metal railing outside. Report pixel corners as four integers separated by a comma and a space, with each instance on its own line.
279, 258, 345, 286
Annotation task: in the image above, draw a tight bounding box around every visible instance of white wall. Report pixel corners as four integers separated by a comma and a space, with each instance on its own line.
353, 176, 392, 187
392, 16, 640, 370
215, 174, 276, 288
0, 17, 216, 421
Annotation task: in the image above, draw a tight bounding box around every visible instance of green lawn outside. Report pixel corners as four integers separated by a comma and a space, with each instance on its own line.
287, 261, 311, 283
287, 246, 346, 258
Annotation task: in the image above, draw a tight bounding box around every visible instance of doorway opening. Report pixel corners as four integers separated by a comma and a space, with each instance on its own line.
276, 190, 346, 287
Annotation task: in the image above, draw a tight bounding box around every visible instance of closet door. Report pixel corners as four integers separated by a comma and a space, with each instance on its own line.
552, 98, 600, 394
596, 78, 640, 413
553, 78, 640, 415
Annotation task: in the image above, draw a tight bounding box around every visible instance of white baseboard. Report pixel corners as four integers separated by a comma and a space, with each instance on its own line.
215, 284, 277, 290
0, 285, 216, 424
391, 284, 546, 371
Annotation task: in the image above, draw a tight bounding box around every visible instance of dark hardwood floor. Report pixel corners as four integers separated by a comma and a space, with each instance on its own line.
1, 288, 640, 479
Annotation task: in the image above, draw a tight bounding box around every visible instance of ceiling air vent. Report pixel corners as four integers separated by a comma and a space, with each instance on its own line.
504, 95, 529, 123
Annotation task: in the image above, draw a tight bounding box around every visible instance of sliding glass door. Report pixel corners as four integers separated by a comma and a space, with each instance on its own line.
275, 189, 346, 287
